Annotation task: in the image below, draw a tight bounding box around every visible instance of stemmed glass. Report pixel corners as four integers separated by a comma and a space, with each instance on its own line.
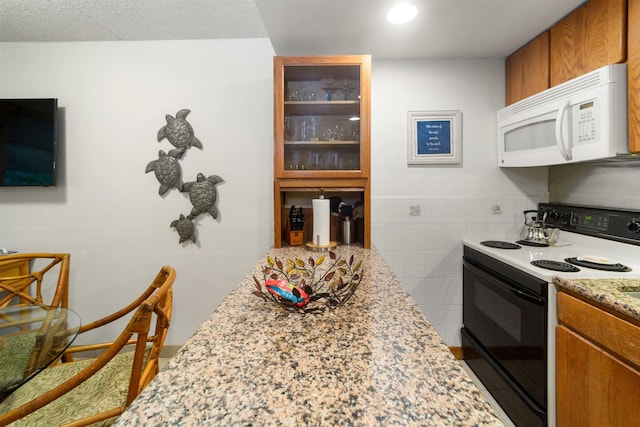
321, 76, 339, 101
340, 79, 355, 100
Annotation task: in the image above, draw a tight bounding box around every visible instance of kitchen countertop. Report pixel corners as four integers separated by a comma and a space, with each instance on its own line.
115, 245, 503, 426
553, 277, 640, 322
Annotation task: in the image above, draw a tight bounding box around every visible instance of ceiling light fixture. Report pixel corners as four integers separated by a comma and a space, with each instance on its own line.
387, 3, 418, 24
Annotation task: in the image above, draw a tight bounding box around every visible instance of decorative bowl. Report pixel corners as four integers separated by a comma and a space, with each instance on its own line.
252, 251, 363, 313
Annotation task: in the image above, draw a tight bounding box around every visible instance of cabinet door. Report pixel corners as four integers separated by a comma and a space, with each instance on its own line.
0, 259, 29, 277
274, 56, 370, 179
556, 325, 640, 427
628, 0, 640, 153
550, 0, 627, 87
505, 32, 550, 105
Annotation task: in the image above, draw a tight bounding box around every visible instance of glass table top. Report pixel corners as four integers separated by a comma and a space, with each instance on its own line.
0, 305, 81, 397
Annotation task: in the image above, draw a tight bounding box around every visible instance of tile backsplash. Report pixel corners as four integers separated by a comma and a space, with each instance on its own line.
372, 195, 543, 346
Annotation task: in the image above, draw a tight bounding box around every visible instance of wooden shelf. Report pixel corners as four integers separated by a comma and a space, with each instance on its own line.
284, 140, 360, 146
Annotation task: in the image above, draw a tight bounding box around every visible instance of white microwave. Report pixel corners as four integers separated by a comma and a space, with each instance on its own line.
497, 63, 628, 167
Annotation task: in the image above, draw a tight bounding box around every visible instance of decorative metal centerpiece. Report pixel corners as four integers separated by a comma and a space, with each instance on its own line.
252, 251, 364, 313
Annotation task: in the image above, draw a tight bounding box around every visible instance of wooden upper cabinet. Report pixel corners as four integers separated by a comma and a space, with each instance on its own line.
272, 56, 372, 249
273, 55, 371, 180
628, 0, 640, 152
505, 32, 550, 105
550, 0, 627, 87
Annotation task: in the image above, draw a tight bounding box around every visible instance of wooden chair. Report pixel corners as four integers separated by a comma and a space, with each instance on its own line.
0, 265, 176, 426
0, 253, 70, 309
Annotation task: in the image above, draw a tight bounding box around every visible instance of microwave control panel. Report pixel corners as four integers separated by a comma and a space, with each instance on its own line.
571, 99, 599, 146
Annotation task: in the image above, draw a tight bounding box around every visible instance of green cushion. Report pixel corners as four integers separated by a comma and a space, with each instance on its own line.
0, 332, 37, 392
0, 351, 139, 426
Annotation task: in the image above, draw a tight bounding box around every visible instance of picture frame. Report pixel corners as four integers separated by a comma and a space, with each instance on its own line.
407, 110, 462, 164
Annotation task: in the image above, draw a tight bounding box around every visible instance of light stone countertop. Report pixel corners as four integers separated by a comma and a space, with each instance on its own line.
115, 246, 503, 426
553, 277, 640, 322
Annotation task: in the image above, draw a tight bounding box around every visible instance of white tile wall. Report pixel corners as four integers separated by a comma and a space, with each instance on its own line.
373, 195, 540, 346
369, 59, 549, 347
549, 162, 640, 210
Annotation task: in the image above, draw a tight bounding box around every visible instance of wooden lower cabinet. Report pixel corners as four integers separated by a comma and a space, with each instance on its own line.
556, 326, 640, 426
0, 258, 30, 305
0, 258, 29, 277
273, 178, 370, 248
556, 292, 640, 427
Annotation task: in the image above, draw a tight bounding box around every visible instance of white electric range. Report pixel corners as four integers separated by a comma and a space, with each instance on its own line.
462, 203, 640, 427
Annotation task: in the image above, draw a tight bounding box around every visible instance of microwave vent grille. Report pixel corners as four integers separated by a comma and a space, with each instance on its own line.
498, 64, 623, 120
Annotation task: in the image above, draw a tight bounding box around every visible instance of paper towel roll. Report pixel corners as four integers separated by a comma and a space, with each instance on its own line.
312, 198, 330, 246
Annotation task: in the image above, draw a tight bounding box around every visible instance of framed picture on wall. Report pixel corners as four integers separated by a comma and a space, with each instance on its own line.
407, 110, 462, 164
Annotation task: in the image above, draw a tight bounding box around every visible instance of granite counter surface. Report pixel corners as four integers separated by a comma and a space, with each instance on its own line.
553, 277, 640, 322
115, 246, 503, 426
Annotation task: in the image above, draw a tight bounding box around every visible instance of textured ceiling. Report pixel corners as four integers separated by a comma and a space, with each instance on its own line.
0, 0, 268, 42
0, 0, 586, 59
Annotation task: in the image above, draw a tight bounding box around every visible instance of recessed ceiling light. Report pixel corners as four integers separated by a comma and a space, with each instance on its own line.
387, 3, 418, 24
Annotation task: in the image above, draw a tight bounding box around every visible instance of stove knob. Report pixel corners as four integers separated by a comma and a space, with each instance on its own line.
549, 210, 560, 220
628, 219, 640, 233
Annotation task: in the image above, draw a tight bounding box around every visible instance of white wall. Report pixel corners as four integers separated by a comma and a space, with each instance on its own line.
549, 162, 640, 209
370, 59, 548, 346
0, 39, 275, 344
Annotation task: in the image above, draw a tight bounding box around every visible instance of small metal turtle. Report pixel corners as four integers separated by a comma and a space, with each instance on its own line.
157, 109, 203, 158
170, 214, 196, 244
145, 150, 182, 196
182, 173, 223, 219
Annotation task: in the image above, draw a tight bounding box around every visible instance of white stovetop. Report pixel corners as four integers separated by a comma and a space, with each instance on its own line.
463, 231, 640, 282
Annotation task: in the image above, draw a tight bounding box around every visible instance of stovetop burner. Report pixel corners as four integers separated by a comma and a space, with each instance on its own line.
565, 257, 631, 272
531, 260, 580, 272
516, 240, 549, 247
481, 241, 521, 249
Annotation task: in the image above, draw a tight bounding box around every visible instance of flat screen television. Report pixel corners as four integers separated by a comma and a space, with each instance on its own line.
0, 98, 58, 186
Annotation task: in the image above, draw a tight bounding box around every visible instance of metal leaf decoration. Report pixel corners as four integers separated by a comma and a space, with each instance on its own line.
252, 251, 364, 314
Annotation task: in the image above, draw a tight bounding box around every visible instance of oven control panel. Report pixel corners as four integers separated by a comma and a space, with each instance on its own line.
539, 203, 640, 246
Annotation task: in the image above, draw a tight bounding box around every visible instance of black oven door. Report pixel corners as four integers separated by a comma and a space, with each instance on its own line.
462, 249, 547, 425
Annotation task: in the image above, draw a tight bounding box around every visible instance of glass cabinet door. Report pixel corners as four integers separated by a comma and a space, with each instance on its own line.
284, 65, 360, 172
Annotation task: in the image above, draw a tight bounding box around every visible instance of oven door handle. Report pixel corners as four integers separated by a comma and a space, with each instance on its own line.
464, 260, 545, 306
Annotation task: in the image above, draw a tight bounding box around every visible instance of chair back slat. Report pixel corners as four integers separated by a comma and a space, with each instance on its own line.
0, 254, 70, 309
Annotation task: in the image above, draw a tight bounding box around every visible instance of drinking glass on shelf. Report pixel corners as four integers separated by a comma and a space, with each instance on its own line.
285, 116, 295, 140
287, 89, 301, 101
299, 119, 308, 141
309, 117, 318, 140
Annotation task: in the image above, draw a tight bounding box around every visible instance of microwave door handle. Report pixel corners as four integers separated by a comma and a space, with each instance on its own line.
555, 99, 572, 161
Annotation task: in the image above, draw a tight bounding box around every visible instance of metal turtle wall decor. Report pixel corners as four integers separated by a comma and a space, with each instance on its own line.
170, 214, 196, 244
145, 150, 182, 196
146, 108, 224, 245
157, 109, 203, 159
182, 173, 224, 219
